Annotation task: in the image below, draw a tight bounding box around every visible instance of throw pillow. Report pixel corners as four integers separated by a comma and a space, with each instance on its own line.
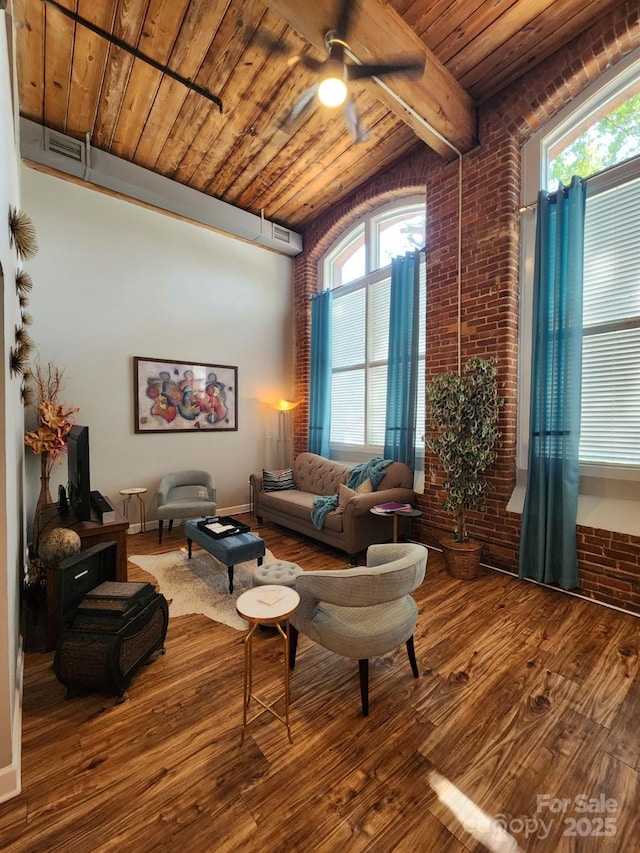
262, 468, 295, 492
356, 478, 373, 493
338, 483, 356, 507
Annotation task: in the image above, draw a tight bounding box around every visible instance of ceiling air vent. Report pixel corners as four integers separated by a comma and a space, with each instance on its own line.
44, 128, 85, 164
22, 118, 302, 256
272, 224, 291, 244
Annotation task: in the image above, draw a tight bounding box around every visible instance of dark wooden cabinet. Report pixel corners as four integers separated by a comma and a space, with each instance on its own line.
39, 502, 129, 579
47, 542, 117, 651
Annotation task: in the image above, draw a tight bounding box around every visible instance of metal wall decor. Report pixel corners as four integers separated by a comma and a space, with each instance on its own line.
8, 207, 38, 260
7, 207, 37, 392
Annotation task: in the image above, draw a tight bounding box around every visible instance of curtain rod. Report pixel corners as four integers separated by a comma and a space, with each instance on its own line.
519, 156, 639, 213
520, 176, 586, 213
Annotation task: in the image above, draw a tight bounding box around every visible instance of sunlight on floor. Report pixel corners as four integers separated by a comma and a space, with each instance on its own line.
429, 772, 522, 853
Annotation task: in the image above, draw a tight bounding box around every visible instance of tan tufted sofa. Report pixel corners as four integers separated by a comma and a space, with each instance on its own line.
250, 452, 416, 564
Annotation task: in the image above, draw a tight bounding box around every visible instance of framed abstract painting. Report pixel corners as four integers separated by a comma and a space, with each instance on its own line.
133, 357, 238, 433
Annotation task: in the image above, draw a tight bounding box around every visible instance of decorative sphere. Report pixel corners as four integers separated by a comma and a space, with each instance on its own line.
38, 527, 81, 564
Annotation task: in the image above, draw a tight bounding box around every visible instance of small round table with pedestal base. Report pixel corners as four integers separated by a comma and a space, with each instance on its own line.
119, 487, 147, 533
370, 504, 422, 543
236, 584, 299, 745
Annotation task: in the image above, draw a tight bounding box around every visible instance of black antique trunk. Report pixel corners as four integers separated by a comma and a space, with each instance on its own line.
53, 580, 168, 701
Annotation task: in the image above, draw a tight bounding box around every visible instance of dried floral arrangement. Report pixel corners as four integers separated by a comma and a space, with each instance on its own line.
24, 361, 79, 508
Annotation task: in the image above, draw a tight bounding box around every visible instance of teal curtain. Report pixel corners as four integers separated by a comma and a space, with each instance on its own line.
384, 251, 420, 467
308, 290, 333, 457
519, 176, 587, 589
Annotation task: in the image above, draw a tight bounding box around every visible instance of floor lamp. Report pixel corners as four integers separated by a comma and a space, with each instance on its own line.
274, 400, 299, 469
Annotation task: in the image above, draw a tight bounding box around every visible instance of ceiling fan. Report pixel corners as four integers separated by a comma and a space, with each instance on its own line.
271, 0, 425, 143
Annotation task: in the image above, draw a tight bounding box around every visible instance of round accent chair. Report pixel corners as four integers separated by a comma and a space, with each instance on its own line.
288, 542, 428, 716
156, 470, 216, 544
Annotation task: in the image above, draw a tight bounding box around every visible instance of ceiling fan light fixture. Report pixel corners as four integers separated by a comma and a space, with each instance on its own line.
318, 76, 347, 107
318, 59, 348, 107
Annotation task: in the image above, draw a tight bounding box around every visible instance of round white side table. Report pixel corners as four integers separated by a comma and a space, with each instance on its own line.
119, 487, 147, 533
236, 584, 300, 744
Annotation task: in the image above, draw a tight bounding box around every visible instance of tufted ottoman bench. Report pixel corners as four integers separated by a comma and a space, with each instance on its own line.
253, 560, 303, 589
184, 519, 265, 594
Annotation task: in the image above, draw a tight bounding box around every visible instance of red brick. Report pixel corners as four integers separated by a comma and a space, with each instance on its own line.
293, 8, 640, 612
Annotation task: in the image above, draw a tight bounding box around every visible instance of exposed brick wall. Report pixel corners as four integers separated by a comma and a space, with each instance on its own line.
492, 2, 640, 145
293, 8, 640, 614
417, 121, 522, 573
577, 528, 640, 611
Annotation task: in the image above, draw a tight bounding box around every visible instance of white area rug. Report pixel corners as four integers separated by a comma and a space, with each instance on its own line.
128, 547, 274, 631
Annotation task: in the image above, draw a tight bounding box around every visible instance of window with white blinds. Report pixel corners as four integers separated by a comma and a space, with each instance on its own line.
519, 51, 640, 508
580, 174, 640, 465
329, 261, 426, 451
321, 199, 426, 456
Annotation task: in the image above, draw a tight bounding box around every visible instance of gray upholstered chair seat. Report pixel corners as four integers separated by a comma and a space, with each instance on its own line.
158, 493, 210, 512
295, 599, 418, 660
156, 469, 216, 544
289, 541, 428, 715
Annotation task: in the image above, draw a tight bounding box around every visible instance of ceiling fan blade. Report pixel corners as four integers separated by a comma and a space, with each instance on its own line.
279, 84, 318, 129
252, 29, 289, 55
299, 55, 325, 73
253, 31, 322, 73
336, 0, 357, 42
343, 98, 369, 144
347, 60, 424, 81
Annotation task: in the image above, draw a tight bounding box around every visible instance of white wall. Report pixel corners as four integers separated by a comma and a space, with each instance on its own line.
0, 5, 26, 803
20, 166, 295, 528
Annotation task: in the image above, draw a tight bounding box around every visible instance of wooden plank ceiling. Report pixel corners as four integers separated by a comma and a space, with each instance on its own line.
13, 0, 623, 232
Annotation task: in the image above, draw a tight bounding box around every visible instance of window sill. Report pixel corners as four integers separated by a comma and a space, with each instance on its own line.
507, 473, 640, 537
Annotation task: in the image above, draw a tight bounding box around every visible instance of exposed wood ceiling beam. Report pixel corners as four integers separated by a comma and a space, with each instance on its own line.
260, 0, 477, 160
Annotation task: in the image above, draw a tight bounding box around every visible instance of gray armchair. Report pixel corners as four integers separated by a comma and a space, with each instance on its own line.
156, 469, 217, 544
289, 542, 428, 716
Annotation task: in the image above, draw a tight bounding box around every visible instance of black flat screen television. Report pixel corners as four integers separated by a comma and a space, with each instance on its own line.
67, 424, 91, 521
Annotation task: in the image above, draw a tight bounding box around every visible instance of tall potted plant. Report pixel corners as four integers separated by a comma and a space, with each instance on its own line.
427, 357, 503, 579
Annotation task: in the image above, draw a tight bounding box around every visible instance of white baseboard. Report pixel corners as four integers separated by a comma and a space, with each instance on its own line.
125, 505, 251, 535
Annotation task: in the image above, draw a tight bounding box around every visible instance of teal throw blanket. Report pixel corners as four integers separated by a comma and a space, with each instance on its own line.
311, 494, 339, 530
347, 456, 392, 491
311, 457, 393, 530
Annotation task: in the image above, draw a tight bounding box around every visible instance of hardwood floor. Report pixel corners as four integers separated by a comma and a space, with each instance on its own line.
2, 517, 639, 852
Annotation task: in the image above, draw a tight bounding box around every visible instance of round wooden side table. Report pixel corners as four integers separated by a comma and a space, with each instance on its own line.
119, 487, 147, 533
236, 584, 300, 744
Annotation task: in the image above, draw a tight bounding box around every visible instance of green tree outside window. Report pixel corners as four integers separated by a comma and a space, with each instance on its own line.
549, 92, 640, 187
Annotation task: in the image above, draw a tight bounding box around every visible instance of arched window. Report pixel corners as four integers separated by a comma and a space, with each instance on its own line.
320, 198, 426, 472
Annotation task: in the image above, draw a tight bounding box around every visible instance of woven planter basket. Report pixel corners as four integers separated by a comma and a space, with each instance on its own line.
440, 537, 482, 580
